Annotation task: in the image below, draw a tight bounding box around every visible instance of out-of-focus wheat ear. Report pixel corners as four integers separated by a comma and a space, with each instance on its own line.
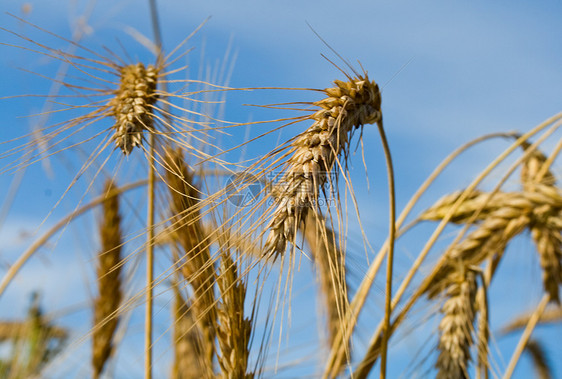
216, 249, 253, 379
171, 283, 207, 379
525, 339, 553, 379
518, 138, 556, 189
164, 147, 217, 376
110, 63, 158, 155
420, 190, 505, 224
264, 75, 382, 258
301, 211, 349, 374
428, 192, 532, 297
530, 219, 562, 303
435, 265, 477, 379
519, 140, 562, 303
92, 181, 123, 379
500, 306, 562, 333
475, 277, 490, 379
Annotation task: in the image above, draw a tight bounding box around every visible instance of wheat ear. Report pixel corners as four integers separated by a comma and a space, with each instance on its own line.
265, 76, 382, 257
519, 141, 562, 303
427, 192, 533, 297
420, 190, 504, 224
110, 63, 158, 155
216, 249, 253, 379
165, 147, 216, 376
92, 181, 123, 379
302, 211, 349, 374
171, 283, 207, 379
436, 265, 477, 379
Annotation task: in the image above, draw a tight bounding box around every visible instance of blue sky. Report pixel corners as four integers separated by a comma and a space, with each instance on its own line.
1, 0, 561, 378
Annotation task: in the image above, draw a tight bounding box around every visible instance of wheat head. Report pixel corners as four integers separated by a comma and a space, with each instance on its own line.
264, 76, 381, 257
302, 211, 349, 374
92, 181, 123, 379
172, 284, 207, 379
216, 250, 253, 379
436, 265, 477, 379
164, 147, 217, 376
110, 63, 158, 155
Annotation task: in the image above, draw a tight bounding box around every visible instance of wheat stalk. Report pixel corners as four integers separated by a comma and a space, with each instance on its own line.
436, 265, 477, 379
264, 75, 382, 258
92, 181, 123, 379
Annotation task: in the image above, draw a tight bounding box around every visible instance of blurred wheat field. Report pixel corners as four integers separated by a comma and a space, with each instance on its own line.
0, 1, 561, 378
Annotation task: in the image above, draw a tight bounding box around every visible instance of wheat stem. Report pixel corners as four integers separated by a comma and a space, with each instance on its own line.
145, 133, 155, 379
377, 119, 396, 379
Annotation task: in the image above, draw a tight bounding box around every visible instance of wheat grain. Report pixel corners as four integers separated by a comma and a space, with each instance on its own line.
264, 76, 381, 257
92, 181, 123, 379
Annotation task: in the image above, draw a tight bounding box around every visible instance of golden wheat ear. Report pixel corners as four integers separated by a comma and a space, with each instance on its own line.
111, 63, 158, 155
216, 248, 253, 379
517, 140, 562, 303
301, 211, 349, 374
435, 264, 477, 379
164, 147, 217, 377
171, 282, 207, 379
92, 181, 124, 379
264, 75, 382, 258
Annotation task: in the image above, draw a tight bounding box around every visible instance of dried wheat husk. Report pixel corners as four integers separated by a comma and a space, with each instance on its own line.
92, 181, 123, 379
164, 147, 216, 377
264, 76, 381, 258
436, 266, 477, 379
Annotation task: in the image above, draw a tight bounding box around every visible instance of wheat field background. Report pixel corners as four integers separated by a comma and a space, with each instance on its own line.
0, 1, 561, 378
